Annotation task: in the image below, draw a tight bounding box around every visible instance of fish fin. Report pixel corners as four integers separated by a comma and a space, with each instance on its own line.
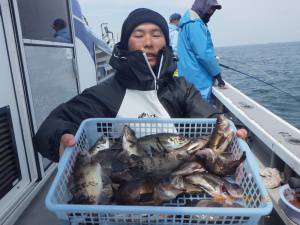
213, 195, 227, 204
216, 131, 234, 154
111, 183, 120, 190
239, 152, 246, 162
156, 137, 168, 154
213, 194, 233, 206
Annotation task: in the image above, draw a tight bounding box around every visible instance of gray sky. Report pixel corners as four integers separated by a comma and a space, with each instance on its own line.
79, 0, 300, 47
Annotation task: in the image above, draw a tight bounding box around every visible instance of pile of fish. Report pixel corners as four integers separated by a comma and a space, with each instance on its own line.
68, 114, 246, 207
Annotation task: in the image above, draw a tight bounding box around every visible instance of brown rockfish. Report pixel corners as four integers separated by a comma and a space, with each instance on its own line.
196, 148, 246, 176
69, 151, 105, 204
209, 114, 231, 152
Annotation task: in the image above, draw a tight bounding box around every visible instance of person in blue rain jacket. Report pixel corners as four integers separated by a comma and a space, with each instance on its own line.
168, 13, 181, 56
177, 0, 225, 101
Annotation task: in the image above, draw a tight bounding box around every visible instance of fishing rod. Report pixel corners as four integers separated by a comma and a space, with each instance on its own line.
219, 63, 300, 102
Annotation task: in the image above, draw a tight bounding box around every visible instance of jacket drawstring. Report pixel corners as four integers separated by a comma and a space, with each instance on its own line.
143, 52, 159, 90
157, 55, 164, 80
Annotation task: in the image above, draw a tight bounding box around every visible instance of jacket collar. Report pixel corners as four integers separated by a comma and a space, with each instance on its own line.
168, 23, 179, 31
189, 9, 201, 21
109, 44, 177, 91
55, 28, 69, 37
179, 10, 205, 28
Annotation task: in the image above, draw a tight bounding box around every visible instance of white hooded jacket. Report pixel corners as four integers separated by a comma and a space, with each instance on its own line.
168, 23, 179, 56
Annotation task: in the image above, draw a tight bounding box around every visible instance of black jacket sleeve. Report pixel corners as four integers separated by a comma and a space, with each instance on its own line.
34, 85, 113, 162
159, 77, 219, 118
181, 78, 219, 118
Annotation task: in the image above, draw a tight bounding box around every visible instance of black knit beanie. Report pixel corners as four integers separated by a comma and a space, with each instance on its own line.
119, 8, 170, 49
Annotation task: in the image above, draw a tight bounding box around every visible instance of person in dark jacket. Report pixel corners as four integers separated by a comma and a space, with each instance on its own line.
34, 8, 220, 162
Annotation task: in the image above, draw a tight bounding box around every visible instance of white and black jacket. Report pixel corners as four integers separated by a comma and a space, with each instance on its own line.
34, 45, 218, 162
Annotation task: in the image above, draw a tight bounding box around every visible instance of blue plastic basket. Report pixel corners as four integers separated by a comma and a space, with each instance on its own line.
45, 118, 273, 225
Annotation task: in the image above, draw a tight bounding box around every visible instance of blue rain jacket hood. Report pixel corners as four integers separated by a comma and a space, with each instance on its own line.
177, 9, 221, 92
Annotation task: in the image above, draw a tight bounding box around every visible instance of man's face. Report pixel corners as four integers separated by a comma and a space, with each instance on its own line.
52, 25, 58, 32
171, 19, 180, 26
207, 7, 216, 16
52, 24, 63, 32
128, 23, 166, 67
203, 7, 217, 23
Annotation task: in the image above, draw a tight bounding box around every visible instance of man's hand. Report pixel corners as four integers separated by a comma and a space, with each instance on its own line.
215, 74, 225, 87
236, 128, 248, 140
59, 134, 76, 157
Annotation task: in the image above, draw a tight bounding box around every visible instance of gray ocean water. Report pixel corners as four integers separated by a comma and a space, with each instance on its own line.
216, 42, 300, 129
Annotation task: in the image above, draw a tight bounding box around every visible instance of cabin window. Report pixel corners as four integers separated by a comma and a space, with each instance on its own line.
23, 45, 78, 170
16, 0, 72, 43
0, 106, 22, 199
23, 46, 78, 128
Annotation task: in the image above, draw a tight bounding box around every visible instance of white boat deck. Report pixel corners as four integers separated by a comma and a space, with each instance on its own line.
14, 173, 59, 225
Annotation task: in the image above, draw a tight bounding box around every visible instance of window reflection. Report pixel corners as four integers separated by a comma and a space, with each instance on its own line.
17, 0, 72, 43
52, 18, 71, 42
